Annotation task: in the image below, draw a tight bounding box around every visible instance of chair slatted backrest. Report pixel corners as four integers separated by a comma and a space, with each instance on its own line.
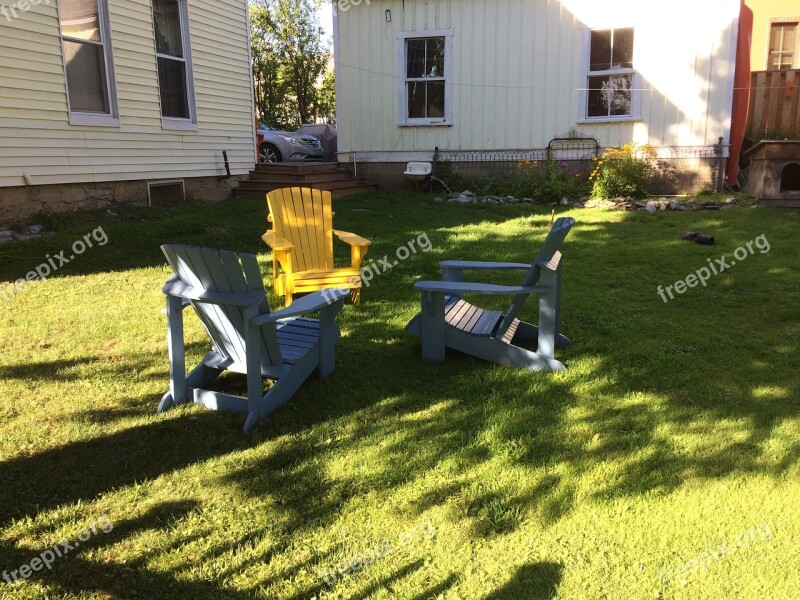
267, 188, 334, 272
162, 245, 283, 369
495, 217, 575, 337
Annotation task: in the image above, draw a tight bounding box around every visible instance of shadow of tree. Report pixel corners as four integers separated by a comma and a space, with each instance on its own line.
484, 562, 563, 600
0, 194, 797, 597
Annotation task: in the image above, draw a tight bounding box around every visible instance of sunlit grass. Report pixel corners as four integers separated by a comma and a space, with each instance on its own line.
0, 192, 798, 598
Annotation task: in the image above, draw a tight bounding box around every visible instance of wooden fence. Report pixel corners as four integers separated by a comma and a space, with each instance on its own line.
747, 69, 800, 135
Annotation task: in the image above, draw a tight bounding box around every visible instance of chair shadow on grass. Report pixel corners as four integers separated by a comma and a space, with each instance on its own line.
1, 197, 798, 597
0, 500, 258, 599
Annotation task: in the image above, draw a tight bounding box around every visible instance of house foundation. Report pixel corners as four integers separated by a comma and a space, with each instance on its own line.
0, 176, 241, 226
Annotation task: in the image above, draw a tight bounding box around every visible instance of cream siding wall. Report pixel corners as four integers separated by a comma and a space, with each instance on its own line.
0, 0, 255, 188
334, 0, 740, 159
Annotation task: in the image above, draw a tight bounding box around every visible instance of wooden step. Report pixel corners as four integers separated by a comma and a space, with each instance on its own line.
234, 162, 376, 199
247, 171, 353, 183
234, 183, 377, 200
237, 178, 374, 192
253, 162, 343, 175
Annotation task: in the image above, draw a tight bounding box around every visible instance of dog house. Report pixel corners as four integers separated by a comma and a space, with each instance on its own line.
746, 141, 800, 207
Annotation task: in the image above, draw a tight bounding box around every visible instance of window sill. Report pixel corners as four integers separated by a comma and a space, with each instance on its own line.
577, 116, 641, 124
398, 120, 453, 127
69, 113, 120, 127
162, 118, 198, 131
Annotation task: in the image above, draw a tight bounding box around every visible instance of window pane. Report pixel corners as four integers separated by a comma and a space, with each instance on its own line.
407, 39, 426, 78
425, 38, 445, 77
613, 28, 634, 69
158, 57, 189, 118
63, 40, 108, 112
407, 81, 425, 118
153, 0, 184, 58
427, 81, 445, 118
590, 30, 612, 71
588, 74, 632, 117
60, 0, 101, 41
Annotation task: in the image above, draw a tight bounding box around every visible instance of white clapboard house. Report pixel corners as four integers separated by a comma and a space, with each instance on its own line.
0, 0, 255, 222
332, 0, 741, 190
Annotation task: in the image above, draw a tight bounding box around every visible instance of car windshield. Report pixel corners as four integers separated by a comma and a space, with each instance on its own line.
259, 123, 277, 131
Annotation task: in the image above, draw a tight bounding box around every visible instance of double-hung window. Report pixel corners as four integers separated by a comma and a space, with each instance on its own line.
58, 0, 118, 125
399, 30, 452, 126
582, 27, 638, 121
768, 22, 797, 70
153, 0, 196, 128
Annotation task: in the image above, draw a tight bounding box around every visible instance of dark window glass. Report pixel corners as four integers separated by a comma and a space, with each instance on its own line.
158, 57, 189, 118
153, 0, 184, 58
63, 39, 108, 112
588, 74, 632, 117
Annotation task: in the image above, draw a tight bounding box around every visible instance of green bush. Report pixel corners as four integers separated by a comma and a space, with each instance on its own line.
589, 144, 656, 199
512, 159, 589, 202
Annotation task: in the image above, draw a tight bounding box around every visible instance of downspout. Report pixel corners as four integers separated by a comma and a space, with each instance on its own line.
245, 0, 258, 166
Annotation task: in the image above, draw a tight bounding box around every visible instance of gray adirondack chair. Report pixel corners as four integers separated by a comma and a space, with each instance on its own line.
159, 244, 348, 433
406, 217, 575, 371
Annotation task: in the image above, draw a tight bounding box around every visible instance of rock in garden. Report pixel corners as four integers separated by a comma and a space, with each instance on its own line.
462, 190, 474, 197
24, 224, 44, 235
560, 198, 569, 206
645, 201, 657, 214
434, 197, 444, 203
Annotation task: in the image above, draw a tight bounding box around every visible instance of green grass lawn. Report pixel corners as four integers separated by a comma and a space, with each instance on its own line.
0, 192, 798, 599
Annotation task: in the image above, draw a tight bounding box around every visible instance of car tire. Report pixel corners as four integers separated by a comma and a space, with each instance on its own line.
259, 143, 282, 164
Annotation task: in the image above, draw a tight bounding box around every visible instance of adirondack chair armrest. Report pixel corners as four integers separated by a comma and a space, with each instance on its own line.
252, 289, 349, 325
334, 230, 371, 247
163, 276, 266, 307
440, 260, 532, 272
414, 281, 552, 295
536, 251, 562, 272
262, 230, 294, 252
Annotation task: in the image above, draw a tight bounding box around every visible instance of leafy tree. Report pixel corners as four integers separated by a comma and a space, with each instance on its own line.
315, 68, 336, 125
249, 0, 332, 129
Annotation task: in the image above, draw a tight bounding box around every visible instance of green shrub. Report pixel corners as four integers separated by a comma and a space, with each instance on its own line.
512, 159, 589, 202
589, 144, 656, 199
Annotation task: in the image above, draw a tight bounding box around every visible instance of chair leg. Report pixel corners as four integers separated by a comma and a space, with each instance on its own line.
537, 291, 557, 359
318, 298, 344, 378
161, 295, 186, 412
420, 291, 446, 363
244, 307, 264, 427
350, 286, 361, 305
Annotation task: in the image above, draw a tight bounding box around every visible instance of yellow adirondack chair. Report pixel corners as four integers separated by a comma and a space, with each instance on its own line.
262, 187, 371, 306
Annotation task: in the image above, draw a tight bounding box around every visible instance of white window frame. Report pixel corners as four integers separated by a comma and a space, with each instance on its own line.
153, 0, 197, 131
766, 19, 800, 71
57, 0, 120, 127
397, 29, 453, 127
577, 27, 641, 124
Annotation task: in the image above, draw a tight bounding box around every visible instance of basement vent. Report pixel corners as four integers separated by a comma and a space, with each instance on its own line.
147, 180, 186, 206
